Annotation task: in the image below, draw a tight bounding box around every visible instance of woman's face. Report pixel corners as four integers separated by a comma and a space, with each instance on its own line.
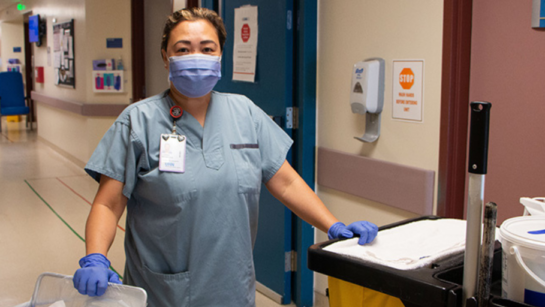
162, 19, 222, 68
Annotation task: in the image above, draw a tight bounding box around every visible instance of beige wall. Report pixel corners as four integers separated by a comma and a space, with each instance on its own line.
173, 0, 187, 12
84, 0, 132, 104
144, 0, 171, 98
0, 21, 25, 75
0, 0, 132, 164
0, 25, 2, 69
315, 0, 444, 296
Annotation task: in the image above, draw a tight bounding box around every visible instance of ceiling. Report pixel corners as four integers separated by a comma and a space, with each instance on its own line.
0, 0, 22, 13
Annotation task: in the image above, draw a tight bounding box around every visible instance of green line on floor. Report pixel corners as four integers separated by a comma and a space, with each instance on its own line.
24, 179, 85, 243
24, 179, 122, 279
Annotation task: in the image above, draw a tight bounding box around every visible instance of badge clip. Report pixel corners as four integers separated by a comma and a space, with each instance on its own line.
170, 106, 183, 134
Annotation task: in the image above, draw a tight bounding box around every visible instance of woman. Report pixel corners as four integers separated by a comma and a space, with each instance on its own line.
73, 8, 377, 306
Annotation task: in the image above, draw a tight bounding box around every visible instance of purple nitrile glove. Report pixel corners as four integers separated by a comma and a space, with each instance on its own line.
328, 221, 378, 245
73, 253, 121, 297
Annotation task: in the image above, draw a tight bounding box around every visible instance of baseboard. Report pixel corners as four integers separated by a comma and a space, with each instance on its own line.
256, 281, 283, 304
256, 282, 329, 306
38, 136, 86, 169
314, 291, 329, 307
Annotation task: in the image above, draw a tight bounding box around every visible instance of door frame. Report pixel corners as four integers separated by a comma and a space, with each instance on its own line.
23, 13, 35, 125
438, 0, 474, 219
131, 0, 146, 102
292, 0, 317, 306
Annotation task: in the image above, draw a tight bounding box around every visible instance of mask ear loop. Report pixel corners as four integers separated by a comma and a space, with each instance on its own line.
167, 56, 172, 86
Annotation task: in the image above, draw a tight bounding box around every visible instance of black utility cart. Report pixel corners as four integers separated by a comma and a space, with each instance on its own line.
308, 216, 534, 307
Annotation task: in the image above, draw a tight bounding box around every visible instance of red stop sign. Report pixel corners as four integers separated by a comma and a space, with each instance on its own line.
399, 68, 415, 90
241, 24, 250, 43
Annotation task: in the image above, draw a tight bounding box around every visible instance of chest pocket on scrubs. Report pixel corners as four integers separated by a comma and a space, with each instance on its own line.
231, 144, 261, 194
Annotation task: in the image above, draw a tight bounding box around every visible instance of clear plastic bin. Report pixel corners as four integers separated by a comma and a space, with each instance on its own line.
17, 273, 147, 307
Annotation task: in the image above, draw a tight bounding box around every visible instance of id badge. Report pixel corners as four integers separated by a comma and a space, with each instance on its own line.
159, 134, 186, 173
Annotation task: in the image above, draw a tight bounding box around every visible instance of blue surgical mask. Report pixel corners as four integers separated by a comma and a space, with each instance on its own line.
168, 54, 222, 98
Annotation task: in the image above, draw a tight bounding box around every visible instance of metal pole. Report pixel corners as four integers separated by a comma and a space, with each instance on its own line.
463, 174, 484, 305
462, 101, 492, 307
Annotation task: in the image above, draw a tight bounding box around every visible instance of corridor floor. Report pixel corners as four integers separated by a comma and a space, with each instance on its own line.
0, 120, 291, 307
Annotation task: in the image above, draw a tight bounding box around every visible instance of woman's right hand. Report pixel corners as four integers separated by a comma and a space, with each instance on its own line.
73, 253, 121, 296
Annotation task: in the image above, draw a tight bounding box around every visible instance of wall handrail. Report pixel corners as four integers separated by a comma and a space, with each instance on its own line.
31, 91, 128, 117
317, 147, 435, 215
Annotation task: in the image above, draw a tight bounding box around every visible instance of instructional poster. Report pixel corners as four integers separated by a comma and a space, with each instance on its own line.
232, 5, 258, 82
92, 71, 124, 93
392, 60, 424, 122
53, 20, 75, 88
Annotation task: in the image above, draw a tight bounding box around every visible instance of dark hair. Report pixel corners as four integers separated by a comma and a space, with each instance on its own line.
161, 7, 227, 55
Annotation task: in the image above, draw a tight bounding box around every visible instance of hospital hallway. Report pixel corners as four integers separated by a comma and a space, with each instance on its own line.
0, 120, 292, 307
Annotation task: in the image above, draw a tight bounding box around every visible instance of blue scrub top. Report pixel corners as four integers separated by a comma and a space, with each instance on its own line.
85, 90, 293, 307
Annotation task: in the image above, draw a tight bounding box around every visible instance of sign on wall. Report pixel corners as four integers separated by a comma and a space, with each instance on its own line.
106, 38, 123, 48
392, 60, 424, 122
92, 71, 124, 93
232, 5, 258, 82
53, 19, 75, 88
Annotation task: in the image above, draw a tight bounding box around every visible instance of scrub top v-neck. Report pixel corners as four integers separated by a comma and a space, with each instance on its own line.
85, 90, 293, 307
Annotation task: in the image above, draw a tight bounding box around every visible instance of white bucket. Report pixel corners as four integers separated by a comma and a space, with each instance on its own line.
498, 216, 545, 307
521, 197, 545, 216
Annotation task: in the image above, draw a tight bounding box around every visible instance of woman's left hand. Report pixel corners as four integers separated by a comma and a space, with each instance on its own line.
328, 221, 378, 245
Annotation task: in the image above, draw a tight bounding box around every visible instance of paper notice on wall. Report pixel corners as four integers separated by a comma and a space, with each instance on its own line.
54, 53, 62, 68
392, 60, 424, 122
232, 5, 258, 82
53, 27, 61, 52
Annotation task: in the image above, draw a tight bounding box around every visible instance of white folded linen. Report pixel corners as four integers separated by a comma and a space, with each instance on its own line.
323, 219, 468, 270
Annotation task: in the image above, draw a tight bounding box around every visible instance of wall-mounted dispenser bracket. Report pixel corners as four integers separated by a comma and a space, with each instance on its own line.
355, 113, 381, 142
350, 57, 385, 143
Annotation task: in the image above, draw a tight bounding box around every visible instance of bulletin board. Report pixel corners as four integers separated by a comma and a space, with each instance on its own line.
53, 19, 75, 88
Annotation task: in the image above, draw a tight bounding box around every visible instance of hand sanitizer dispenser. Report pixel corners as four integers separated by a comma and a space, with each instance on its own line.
350, 58, 385, 142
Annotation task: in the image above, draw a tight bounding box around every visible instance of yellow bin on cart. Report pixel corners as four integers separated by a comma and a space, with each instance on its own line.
328, 277, 405, 307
